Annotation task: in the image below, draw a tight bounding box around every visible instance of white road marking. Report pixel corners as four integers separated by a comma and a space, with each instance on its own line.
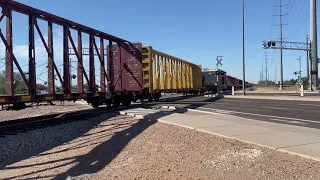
195, 107, 319, 124
298, 104, 320, 107
261, 107, 288, 110
269, 118, 307, 125
224, 99, 252, 103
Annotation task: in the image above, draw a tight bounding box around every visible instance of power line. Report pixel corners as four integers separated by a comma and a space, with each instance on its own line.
288, 0, 308, 37
269, 0, 278, 40
283, 0, 298, 30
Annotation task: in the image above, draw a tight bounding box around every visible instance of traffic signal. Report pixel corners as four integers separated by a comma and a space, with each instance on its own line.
265, 41, 276, 48
267, 41, 271, 47
311, 70, 317, 75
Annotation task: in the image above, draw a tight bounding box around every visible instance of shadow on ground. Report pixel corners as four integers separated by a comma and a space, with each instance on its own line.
1, 95, 224, 179
54, 95, 224, 179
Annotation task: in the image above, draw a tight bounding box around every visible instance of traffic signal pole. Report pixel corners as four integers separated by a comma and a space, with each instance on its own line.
310, 0, 318, 90
242, 0, 246, 95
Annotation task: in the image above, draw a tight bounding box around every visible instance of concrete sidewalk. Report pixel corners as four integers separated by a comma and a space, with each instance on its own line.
120, 107, 320, 161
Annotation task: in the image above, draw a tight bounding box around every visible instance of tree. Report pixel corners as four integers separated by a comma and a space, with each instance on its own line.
0, 71, 28, 95
257, 80, 276, 86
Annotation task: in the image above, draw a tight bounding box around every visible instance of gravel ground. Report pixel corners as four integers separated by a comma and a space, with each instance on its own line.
1, 112, 320, 180
0, 100, 93, 122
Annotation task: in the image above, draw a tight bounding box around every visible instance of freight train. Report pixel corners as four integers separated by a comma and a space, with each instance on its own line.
0, 41, 250, 109
0, 1, 250, 109
87, 42, 249, 107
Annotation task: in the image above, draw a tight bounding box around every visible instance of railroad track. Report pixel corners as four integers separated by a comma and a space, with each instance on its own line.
0, 94, 222, 135
0, 104, 143, 135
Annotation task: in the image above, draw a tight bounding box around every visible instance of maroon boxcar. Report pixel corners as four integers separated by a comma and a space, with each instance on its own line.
106, 42, 143, 106
107, 42, 143, 92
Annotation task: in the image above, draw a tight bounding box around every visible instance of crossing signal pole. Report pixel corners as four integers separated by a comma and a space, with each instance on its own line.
294, 56, 302, 83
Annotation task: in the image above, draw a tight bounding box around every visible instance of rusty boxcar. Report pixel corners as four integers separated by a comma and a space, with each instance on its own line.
106, 42, 143, 106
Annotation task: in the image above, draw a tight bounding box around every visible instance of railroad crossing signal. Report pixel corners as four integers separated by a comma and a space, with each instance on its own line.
264, 41, 276, 48
311, 70, 317, 75
216, 58, 223, 66
293, 71, 301, 76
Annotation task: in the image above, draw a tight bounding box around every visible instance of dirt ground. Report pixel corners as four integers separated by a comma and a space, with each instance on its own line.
0, 114, 320, 180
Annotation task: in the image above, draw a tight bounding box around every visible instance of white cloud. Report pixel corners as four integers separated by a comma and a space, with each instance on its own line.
0, 28, 64, 65
0, 28, 99, 86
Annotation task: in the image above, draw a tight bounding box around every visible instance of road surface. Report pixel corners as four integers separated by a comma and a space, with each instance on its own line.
154, 95, 320, 129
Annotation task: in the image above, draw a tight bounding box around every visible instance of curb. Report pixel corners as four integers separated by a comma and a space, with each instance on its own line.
203, 94, 225, 98
123, 106, 320, 162
119, 111, 144, 119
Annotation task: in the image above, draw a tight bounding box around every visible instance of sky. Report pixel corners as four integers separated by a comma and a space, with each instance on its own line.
0, 0, 317, 84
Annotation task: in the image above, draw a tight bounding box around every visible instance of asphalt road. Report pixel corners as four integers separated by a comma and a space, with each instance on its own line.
154, 95, 320, 129
235, 92, 320, 96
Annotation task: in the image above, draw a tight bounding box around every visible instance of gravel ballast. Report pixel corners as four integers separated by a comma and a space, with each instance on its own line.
1, 113, 320, 180
0, 100, 92, 122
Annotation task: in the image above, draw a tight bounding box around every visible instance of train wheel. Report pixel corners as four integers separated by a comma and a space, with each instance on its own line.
106, 99, 112, 108
113, 96, 121, 108
92, 102, 99, 108
122, 95, 131, 106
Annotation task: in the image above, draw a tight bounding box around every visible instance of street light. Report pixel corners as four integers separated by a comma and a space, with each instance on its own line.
242, 0, 246, 95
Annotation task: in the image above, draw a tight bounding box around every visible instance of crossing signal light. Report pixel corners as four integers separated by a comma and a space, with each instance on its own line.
215, 71, 219, 75
311, 70, 317, 75
265, 41, 276, 48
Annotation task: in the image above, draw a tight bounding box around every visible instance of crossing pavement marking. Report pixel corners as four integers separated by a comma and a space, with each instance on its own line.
195, 107, 320, 124
269, 118, 308, 125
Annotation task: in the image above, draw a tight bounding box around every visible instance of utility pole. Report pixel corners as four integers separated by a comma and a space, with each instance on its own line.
279, 0, 284, 90
275, 66, 277, 83
264, 52, 268, 85
310, 0, 318, 91
306, 34, 310, 90
262, 65, 264, 82
259, 70, 262, 81
273, 0, 287, 90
